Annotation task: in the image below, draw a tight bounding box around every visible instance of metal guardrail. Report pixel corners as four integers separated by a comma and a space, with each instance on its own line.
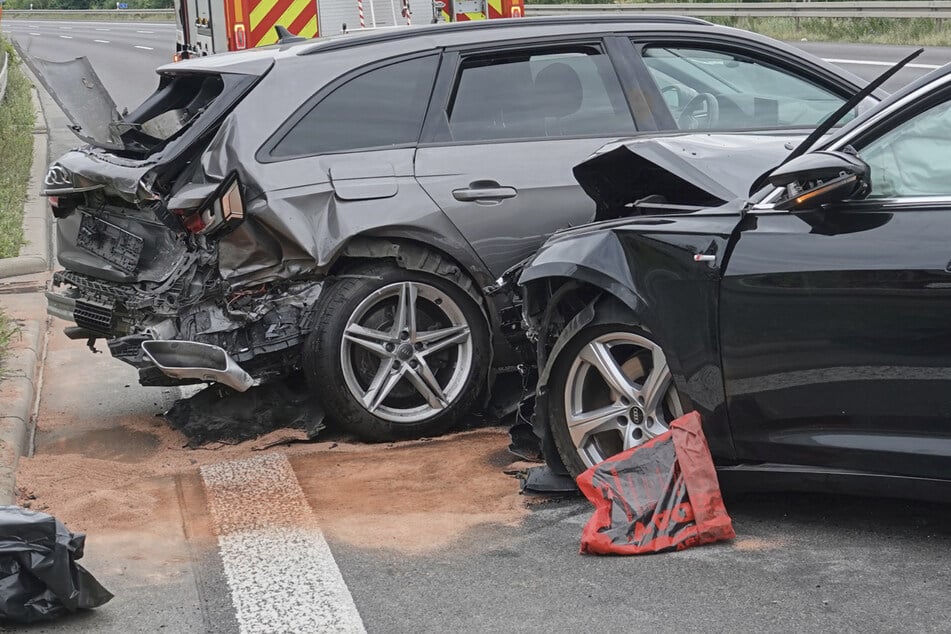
529, 2, 951, 19
0, 53, 8, 104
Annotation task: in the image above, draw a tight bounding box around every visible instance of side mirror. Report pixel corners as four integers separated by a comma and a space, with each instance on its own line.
768, 150, 870, 211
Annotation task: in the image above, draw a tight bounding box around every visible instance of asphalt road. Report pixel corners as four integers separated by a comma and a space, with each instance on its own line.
1, 19, 176, 110
2, 19, 951, 634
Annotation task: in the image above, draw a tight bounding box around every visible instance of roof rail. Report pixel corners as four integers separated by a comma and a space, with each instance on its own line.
301, 15, 710, 55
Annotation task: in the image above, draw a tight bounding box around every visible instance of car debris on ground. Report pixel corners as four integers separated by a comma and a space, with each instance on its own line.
0, 507, 112, 624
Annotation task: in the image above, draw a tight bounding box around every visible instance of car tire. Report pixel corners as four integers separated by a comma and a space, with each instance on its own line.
303, 262, 490, 442
547, 322, 686, 478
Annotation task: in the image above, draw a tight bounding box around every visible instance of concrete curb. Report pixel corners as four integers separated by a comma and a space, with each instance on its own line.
0, 67, 51, 279
0, 317, 43, 505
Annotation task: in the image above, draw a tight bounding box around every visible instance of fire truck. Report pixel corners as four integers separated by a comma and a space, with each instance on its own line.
173, 0, 524, 58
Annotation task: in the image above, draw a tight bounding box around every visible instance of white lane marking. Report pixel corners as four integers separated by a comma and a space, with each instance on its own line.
59, 35, 73, 39
94, 39, 111, 44
201, 454, 367, 634
134, 45, 154, 50
59, 26, 72, 30
822, 57, 941, 70
136, 30, 155, 33
29, 33, 41, 36
95, 28, 111, 31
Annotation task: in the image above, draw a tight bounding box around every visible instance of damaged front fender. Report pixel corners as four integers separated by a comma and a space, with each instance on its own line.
519, 229, 643, 312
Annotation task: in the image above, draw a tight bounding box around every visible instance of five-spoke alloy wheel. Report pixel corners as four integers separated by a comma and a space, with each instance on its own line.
548, 324, 684, 476
341, 281, 473, 423
304, 263, 489, 442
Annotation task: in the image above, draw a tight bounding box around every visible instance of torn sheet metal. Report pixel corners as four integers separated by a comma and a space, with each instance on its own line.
0, 507, 112, 624
577, 412, 735, 555
162, 375, 325, 446
508, 420, 543, 463
27, 57, 125, 150
574, 133, 800, 220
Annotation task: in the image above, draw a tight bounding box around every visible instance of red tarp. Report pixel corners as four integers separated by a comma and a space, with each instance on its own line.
577, 411, 735, 555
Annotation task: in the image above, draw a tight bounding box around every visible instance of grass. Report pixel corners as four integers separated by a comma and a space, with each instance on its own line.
702, 17, 951, 47
0, 37, 35, 260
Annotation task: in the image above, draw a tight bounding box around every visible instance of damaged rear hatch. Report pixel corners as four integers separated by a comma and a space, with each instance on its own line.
31, 50, 275, 343
33, 51, 273, 285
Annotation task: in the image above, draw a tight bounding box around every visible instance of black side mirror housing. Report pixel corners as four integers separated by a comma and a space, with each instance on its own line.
769, 150, 870, 211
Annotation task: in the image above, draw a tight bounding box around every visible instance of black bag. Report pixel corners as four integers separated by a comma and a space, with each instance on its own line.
0, 506, 112, 624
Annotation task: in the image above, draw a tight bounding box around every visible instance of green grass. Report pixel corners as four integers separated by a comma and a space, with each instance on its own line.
0, 37, 35, 260
706, 17, 951, 47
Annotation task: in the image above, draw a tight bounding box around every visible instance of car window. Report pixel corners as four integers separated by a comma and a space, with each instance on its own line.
858, 99, 951, 198
440, 48, 635, 143
271, 55, 439, 158
642, 47, 848, 131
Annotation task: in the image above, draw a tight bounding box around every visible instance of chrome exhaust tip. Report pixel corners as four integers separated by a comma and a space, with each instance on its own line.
141, 340, 254, 393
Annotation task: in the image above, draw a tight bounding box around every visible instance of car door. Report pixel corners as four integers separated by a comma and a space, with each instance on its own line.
414, 40, 641, 278
719, 89, 951, 479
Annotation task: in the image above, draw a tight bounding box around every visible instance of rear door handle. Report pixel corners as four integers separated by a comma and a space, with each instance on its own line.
452, 180, 518, 203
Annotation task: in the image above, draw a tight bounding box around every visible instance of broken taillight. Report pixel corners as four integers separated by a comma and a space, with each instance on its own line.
174, 178, 245, 236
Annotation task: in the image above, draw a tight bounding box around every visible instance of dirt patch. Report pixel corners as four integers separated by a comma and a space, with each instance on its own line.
290, 430, 528, 553
42, 427, 162, 463
17, 418, 527, 554
733, 537, 787, 551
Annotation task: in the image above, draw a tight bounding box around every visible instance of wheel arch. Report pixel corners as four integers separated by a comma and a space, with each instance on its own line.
328, 235, 522, 371
533, 292, 666, 475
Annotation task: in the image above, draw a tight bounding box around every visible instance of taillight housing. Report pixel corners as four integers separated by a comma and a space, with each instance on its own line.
173, 176, 245, 237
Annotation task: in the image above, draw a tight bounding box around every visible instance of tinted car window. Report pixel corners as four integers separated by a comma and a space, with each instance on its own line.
442, 49, 634, 142
271, 55, 438, 158
859, 99, 951, 198
643, 47, 847, 130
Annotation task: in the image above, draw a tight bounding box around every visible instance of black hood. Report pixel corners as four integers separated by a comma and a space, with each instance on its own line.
574, 133, 801, 220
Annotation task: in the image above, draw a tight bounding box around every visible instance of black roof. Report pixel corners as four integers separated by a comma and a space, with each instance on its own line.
300, 14, 711, 55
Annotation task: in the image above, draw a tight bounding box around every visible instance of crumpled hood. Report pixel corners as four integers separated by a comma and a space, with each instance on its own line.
574, 133, 801, 220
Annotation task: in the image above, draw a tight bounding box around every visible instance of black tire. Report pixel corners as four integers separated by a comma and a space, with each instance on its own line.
303, 261, 490, 442
547, 322, 686, 478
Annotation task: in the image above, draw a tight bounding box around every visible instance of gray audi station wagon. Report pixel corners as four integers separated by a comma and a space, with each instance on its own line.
37, 16, 875, 440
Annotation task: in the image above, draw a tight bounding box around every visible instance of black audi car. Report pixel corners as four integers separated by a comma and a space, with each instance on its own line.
514, 58, 951, 500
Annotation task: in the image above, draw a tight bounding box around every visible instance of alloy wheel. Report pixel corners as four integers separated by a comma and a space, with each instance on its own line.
340, 281, 473, 423
564, 332, 683, 468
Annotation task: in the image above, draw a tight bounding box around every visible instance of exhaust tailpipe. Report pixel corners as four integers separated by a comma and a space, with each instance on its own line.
141, 340, 254, 392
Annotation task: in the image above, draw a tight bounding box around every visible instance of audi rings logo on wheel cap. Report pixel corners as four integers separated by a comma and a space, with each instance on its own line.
44, 165, 73, 189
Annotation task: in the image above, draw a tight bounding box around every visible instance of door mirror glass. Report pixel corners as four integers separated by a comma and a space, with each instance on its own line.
768, 151, 870, 211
